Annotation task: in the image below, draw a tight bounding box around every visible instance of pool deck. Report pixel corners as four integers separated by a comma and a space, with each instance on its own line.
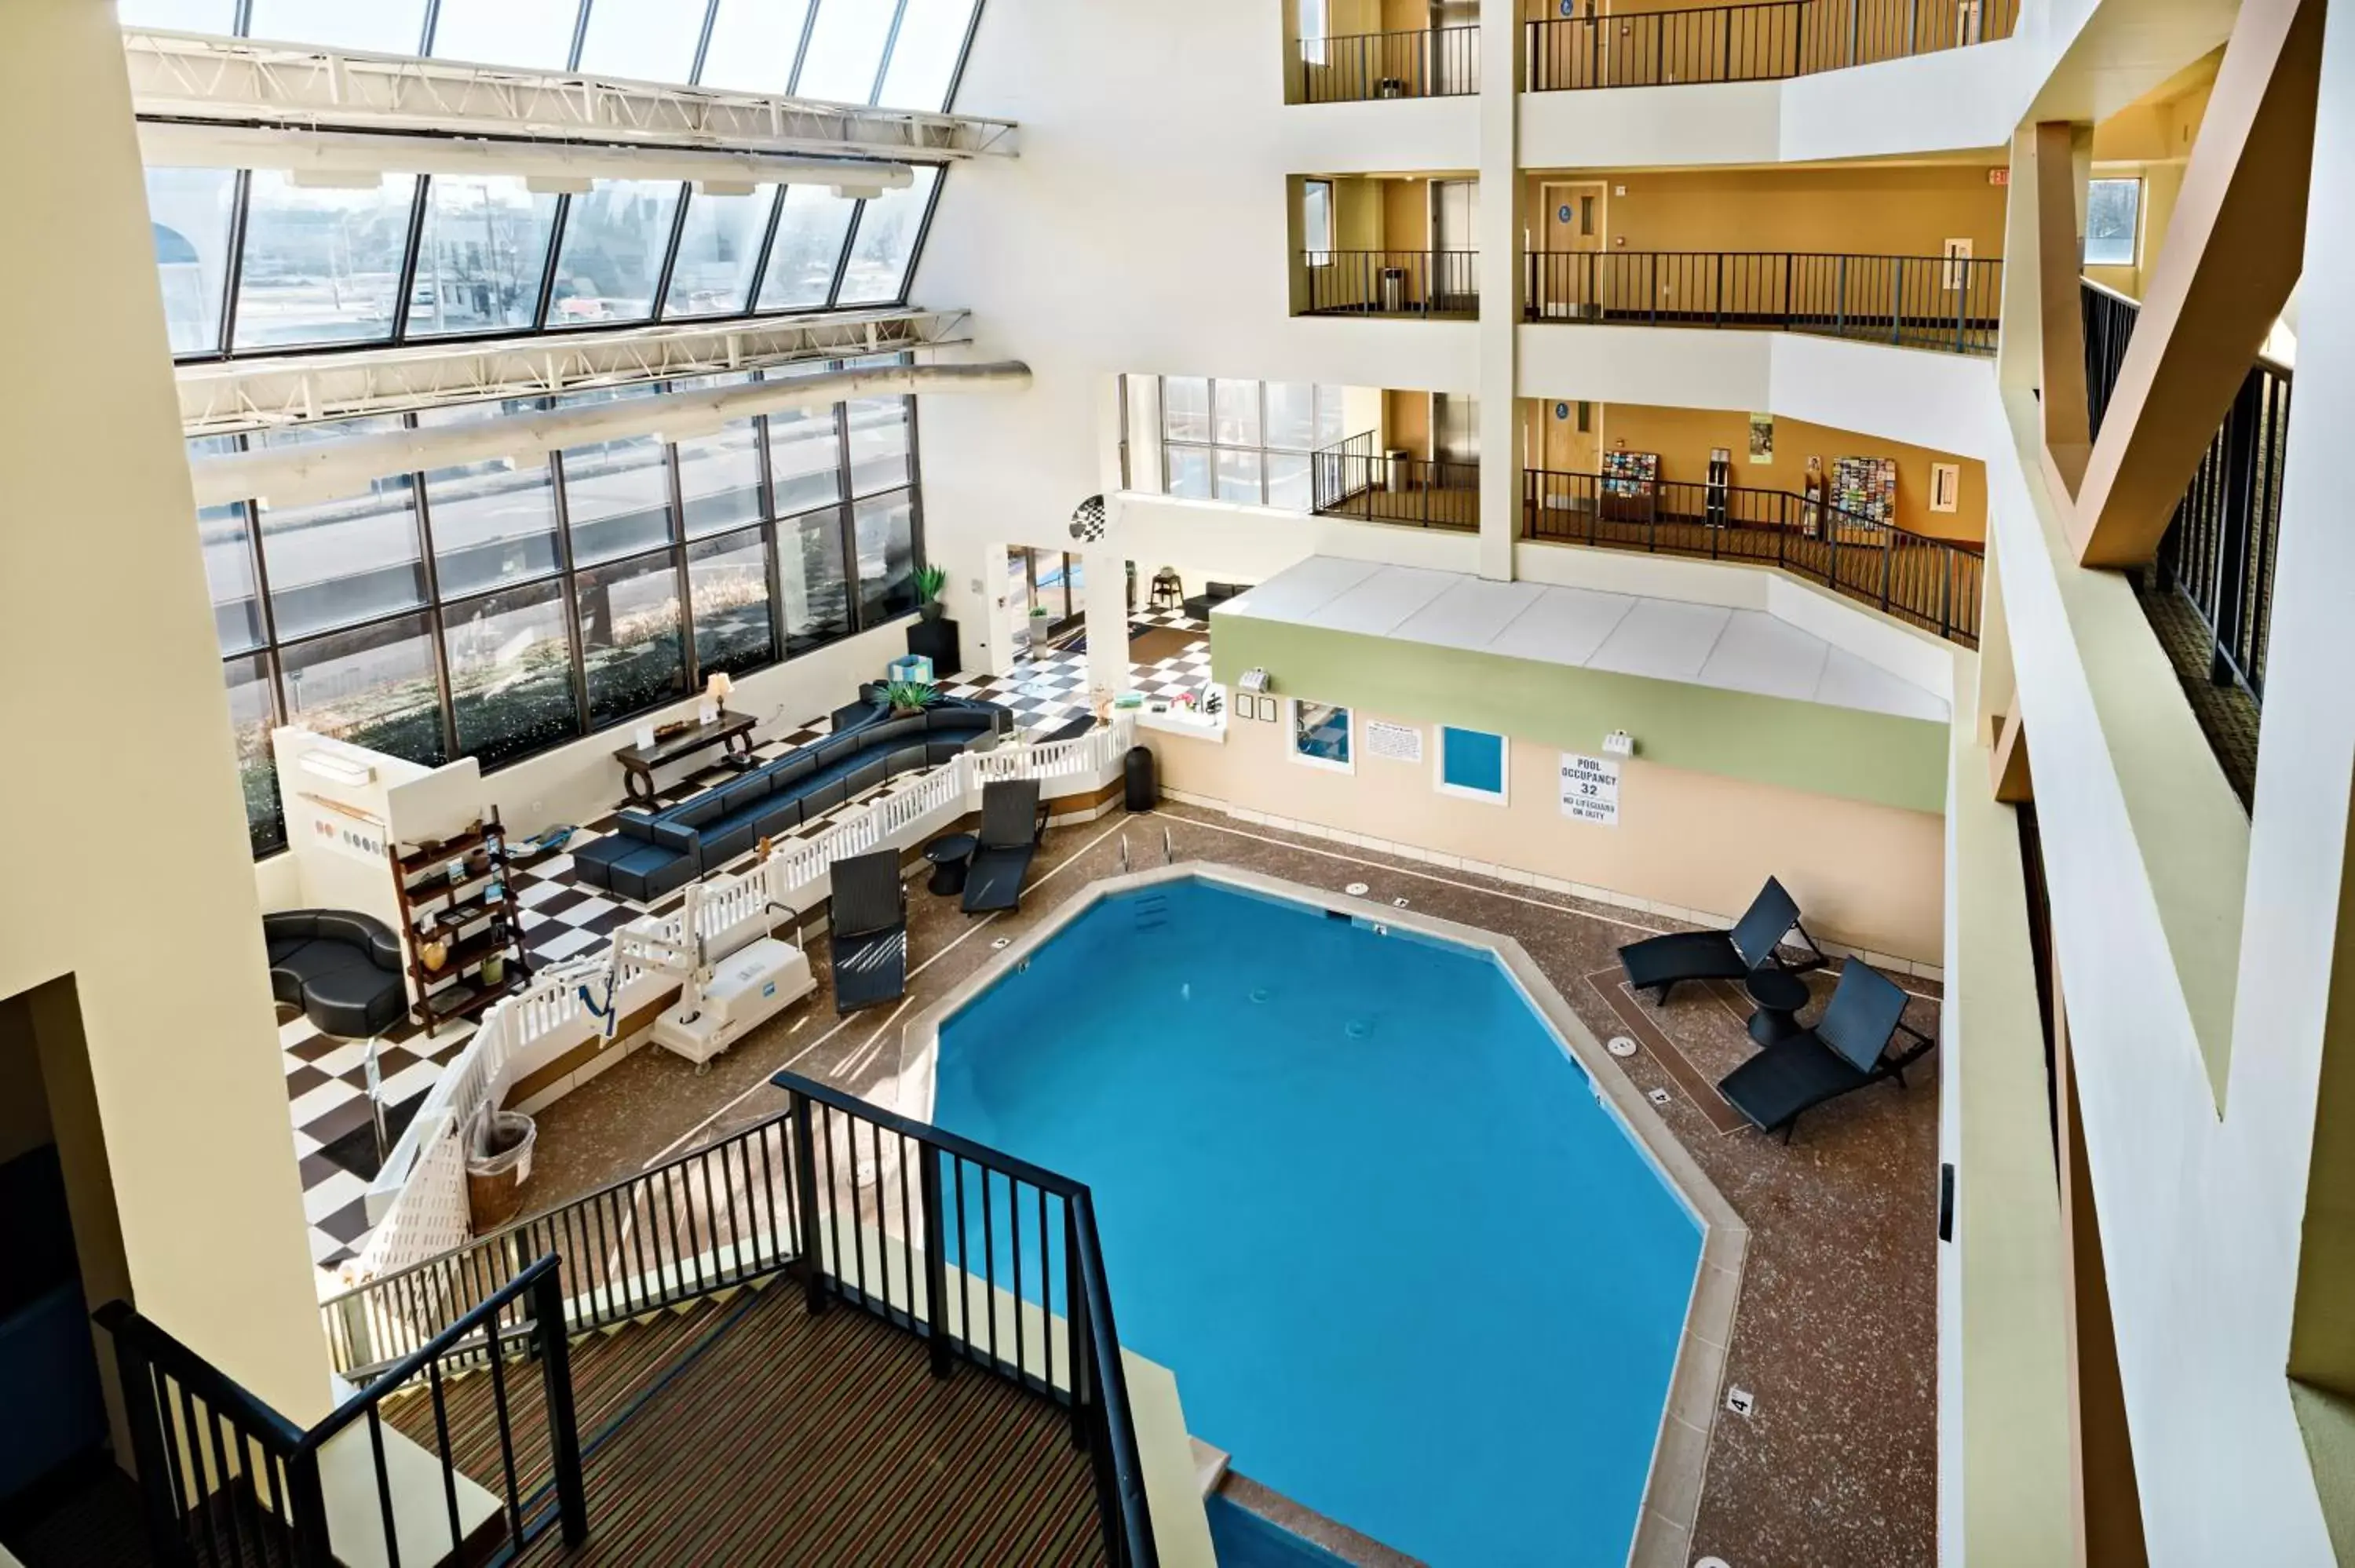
503, 798, 1941, 1568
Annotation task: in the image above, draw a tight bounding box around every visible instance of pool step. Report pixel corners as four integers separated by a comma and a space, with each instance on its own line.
1133, 891, 1170, 932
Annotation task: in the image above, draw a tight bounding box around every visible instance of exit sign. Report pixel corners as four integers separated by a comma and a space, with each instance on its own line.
1988, 168, 2010, 185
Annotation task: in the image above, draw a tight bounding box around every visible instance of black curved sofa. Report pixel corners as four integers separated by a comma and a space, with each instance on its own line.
572, 694, 1012, 903
264, 909, 407, 1038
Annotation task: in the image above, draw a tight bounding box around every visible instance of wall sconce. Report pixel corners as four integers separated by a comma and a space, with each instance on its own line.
1602, 730, 1635, 757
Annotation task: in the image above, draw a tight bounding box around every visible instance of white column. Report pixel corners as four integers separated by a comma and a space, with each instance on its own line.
1476, 0, 1524, 581
1086, 375, 1134, 705
0, 0, 330, 1418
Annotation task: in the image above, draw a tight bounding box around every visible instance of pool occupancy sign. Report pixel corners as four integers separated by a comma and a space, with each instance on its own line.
1559, 753, 1620, 826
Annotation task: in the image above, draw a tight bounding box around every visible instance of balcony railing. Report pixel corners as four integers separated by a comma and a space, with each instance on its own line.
2082, 279, 2290, 746
1526, 0, 2017, 90
1524, 466, 1984, 646
1526, 249, 2003, 356
1302, 250, 1481, 318
1299, 26, 1480, 101
1311, 432, 1481, 531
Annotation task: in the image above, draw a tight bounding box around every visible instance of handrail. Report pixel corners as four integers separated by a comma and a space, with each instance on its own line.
1302, 248, 1481, 317
100, 1252, 587, 1568
1526, 0, 2017, 90
772, 1069, 1158, 1567
1298, 24, 1480, 101
1523, 465, 1984, 646
1525, 247, 2004, 356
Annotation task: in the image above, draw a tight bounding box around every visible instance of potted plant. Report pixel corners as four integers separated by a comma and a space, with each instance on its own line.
885, 679, 937, 718
1028, 603, 1052, 644
915, 563, 949, 621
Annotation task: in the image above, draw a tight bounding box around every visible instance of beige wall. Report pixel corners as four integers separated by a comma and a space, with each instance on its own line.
1558, 399, 1989, 542
1385, 388, 1433, 458
1525, 164, 2010, 258
0, 1001, 55, 1169
2084, 58, 2212, 298
0, 0, 328, 1420
1324, 175, 1447, 252
1150, 711, 1946, 964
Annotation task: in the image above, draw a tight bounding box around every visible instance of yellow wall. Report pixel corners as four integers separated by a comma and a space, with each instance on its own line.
1386, 389, 1433, 458
1384, 178, 1430, 251
1324, 175, 1444, 251
0, 0, 329, 1421
1152, 712, 1946, 964
1526, 164, 2010, 258
1571, 399, 1988, 542
2085, 55, 2213, 297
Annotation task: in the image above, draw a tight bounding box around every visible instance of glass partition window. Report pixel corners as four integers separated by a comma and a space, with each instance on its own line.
845, 396, 911, 496
279, 613, 448, 768
244, 0, 429, 52
418, 402, 562, 596
698, 0, 812, 93
411, 176, 560, 337
428, 0, 584, 69
665, 185, 780, 318
853, 489, 918, 627
144, 168, 237, 356
757, 185, 860, 310
1160, 378, 1349, 509
575, 0, 703, 82
550, 180, 685, 326
217, 379, 927, 855
780, 505, 853, 655
120, 0, 241, 28
1290, 699, 1353, 771
258, 477, 427, 640
232, 172, 418, 351
836, 167, 938, 305
678, 421, 766, 536
577, 550, 686, 727
223, 654, 285, 858
562, 428, 676, 564
876, 0, 981, 110
1437, 726, 1508, 802
689, 527, 777, 678
794, 0, 896, 100
446, 582, 582, 767
2086, 178, 2141, 268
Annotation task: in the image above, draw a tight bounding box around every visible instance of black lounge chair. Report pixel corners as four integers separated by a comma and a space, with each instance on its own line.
827, 849, 907, 1015
1717, 961, 1935, 1140
962, 779, 1049, 913
1616, 876, 1824, 1004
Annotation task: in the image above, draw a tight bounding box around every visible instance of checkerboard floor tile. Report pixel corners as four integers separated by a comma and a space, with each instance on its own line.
294, 622, 1219, 1282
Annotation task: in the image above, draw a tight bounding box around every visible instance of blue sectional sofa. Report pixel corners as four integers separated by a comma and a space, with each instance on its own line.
571, 695, 1011, 903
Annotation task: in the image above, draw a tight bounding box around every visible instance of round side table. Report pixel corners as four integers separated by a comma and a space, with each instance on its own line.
1742, 968, 1811, 1047
923, 833, 977, 895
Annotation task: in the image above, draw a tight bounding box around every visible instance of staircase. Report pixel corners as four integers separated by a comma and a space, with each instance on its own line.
99, 1071, 1160, 1568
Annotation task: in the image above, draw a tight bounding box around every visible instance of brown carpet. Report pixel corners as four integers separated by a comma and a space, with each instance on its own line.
1126, 627, 1201, 665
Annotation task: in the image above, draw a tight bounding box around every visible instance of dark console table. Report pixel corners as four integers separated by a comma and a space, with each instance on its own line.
614, 709, 759, 803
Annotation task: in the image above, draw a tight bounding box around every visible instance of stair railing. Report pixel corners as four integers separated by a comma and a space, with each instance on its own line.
100, 1253, 585, 1568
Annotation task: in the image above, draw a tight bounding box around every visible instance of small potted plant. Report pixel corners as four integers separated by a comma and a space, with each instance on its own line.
885, 679, 937, 718
915, 563, 949, 621
1028, 603, 1051, 644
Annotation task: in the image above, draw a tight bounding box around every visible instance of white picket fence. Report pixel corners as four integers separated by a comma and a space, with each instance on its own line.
334, 717, 1134, 1292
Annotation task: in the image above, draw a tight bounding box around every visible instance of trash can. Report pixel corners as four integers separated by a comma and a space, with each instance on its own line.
465, 1110, 537, 1232
1385, 447, 1412, 491
1123, 746, 1158, 813
1378, 266, 1408, 314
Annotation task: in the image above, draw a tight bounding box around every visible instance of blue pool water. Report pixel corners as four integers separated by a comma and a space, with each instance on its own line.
932, 879, 1702, 1567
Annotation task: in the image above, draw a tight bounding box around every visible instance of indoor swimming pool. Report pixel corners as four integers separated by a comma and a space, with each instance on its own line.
929, 874, 1704, 1566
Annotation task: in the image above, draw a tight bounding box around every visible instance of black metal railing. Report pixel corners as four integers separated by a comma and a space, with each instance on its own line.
313, 1073, 1158, 1566
98, 1255, 586, 1568
1309, 430, 1481, 531
1526, 0, 2017, 89
1300, 25, 1480, 100
1303, 250, 1481, 317
2081, 279, 2292, 705
1524, 467, 1984, 645
777, 1070, 1157, 1568
1526, 249, 2004, 355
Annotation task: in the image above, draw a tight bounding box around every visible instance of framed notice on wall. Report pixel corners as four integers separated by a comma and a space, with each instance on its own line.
1559, 753, 1620, 826
1365, 719, 1423, 764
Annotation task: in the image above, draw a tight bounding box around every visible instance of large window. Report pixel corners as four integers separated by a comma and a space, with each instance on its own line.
2085, 177, 2141, 268
699, 0, 813, 94
575, 0, 701, 82
1303, 179, 1334, 255
148, 165, 948, 359
411, 176, 560, 337
210, 372, 926, 855
232, 172, 418, 351
427, 0, 582, 70
244, 0, 429, 53
794, 0, 898, 101
1159, 378, 1349, 509
876, 0, 983, 111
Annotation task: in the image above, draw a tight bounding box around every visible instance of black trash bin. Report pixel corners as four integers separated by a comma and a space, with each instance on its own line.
1123, 746, 1158, 812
